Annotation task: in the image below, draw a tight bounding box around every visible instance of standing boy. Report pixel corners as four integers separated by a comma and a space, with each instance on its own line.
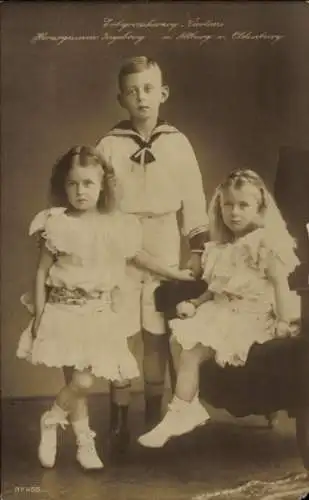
96, 56, 209, 453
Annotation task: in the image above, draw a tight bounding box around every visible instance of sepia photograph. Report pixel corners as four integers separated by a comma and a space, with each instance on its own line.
1, 2, 309, 499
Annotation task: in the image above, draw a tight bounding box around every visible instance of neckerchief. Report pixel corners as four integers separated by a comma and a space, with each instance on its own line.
106, 119, 179, 166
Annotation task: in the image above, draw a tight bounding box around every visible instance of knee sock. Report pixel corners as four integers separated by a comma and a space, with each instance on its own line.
110, 383, 131, 431
110, 382, 131, 407
44, 402, 69, 429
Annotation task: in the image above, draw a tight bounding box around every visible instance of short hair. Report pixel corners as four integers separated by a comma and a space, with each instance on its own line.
49, 145, 119, 212
118, 56, 164, 91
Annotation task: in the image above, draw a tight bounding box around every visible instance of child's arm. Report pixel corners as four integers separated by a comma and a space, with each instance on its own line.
267, 256, 294, 336
132, 250, 194, 281
176, 290, 213, 319
32, 243, 54, 337
189, 290, 213, 308
177, 134, 209, 277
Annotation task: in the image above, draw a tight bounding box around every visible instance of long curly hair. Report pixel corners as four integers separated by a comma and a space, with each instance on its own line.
208, 168, 298, 271
49, 145, 121, 212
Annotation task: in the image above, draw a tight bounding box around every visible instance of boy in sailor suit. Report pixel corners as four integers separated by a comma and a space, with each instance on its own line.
96, 56, 209, 454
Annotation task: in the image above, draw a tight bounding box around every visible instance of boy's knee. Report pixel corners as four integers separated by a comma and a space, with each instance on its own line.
142, 331, 170, 382
143, 330, 167, 354
71, 371, 94, 391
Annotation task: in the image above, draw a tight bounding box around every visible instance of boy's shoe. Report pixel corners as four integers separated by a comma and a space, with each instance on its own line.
138, 397, 210, 448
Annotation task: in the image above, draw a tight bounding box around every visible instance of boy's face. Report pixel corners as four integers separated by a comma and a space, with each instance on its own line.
118, 66, 169, 121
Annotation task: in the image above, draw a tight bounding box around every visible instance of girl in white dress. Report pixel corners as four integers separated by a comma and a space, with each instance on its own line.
138, 168, 300, 448
17, 146, 193, 469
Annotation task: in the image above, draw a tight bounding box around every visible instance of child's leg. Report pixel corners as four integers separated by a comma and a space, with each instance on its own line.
38, 399, 69, 468
142, 329, 169, 428
142, 280, 170, 428
109, 380, 131, 456
138, 344, 212, 448
174, 345, 211, 402
56, 370, 92, 421
38, 372, 75, 469
38, 375, 74, 470
62, 366, 74, 385
39, 370, 103, 470
68, 370, 103, 469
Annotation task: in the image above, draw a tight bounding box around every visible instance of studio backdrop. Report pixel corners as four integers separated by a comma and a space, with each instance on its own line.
2, 2, 308, 398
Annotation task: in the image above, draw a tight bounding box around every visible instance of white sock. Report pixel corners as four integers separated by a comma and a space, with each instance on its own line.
72, 417, 92, 436
50, 403, 69, 419
191, 392, 200, 404
42, 403, 69, 430
169, 395, 191, 411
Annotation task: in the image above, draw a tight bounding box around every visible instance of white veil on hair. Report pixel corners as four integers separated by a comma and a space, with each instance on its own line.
262, 189, 300, 275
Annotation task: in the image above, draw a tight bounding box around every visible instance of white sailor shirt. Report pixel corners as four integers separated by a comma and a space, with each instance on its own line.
96, 120, 208, 247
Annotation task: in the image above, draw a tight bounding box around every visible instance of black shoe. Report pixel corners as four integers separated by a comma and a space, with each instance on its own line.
109, 402, 130, 459
145, 395, 162, 431
109, 427, 130, 458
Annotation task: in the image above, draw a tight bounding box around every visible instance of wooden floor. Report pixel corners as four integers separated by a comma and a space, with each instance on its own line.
1, 394, 308, 500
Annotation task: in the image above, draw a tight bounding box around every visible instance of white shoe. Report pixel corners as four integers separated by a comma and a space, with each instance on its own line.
138, 397, 210, 448
38, 408, 68, 468
75, 428, 104, 470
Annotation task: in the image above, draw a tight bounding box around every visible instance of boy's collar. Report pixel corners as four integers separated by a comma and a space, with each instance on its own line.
106, 119, 179, 166
107, 119, 179, 138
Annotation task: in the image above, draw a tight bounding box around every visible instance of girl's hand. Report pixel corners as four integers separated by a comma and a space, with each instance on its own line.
275, 320, 292, 338
174, 269, 195, 281
176, 301, 196, 319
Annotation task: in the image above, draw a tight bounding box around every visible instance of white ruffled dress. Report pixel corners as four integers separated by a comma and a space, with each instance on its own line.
170, 228, 300, 367
17, 208, 142, 381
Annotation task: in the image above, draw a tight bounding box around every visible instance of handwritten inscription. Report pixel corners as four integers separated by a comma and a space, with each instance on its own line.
30, 17, 285, 46
102, 18, 180, 32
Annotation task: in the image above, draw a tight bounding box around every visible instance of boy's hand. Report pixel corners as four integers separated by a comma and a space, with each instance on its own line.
176, 301, 196, 319
175, 269, 195, 281
186, 253, 203, 278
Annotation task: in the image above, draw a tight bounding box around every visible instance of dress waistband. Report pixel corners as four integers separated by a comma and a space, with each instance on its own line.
48, 287, 112, 306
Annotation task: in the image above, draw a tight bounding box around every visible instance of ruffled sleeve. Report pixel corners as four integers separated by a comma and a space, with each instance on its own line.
241, 228, 300, 277
29, 207, 68, 254
29, 208, 65, 235
249, 229, 300, 276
